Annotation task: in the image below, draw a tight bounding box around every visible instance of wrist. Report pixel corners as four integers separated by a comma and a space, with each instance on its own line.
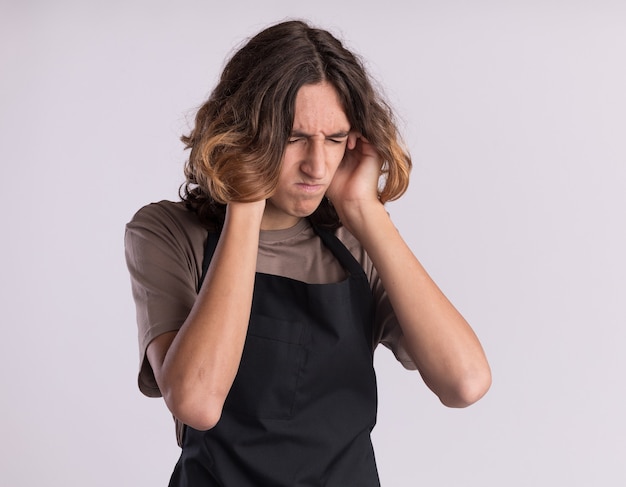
338, 200, 388, 238
225, 200, 266, 228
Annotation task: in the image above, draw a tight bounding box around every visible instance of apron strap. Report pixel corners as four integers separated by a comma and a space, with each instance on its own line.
200, 222, 367, 288
311, 224, 368, 279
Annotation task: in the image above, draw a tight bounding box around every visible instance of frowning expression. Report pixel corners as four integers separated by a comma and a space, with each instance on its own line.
261, 82, 350, 230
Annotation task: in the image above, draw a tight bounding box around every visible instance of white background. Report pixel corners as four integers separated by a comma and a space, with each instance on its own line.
2, 1, 625, 485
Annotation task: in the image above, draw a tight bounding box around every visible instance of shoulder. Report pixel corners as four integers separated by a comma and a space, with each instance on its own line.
126, 200, 206, 244
125, 200, 207, 280
128, 200, 201, 230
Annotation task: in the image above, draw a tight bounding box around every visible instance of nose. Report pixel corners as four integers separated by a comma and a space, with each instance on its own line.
300, 140, 326, 180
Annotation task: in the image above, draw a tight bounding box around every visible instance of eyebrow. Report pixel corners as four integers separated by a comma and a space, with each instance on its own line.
290, 130, 350, 139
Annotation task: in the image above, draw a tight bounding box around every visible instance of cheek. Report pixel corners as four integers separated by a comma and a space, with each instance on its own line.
280, 147, 297, 168
327, 145, 347, 173
277, 151, 299, 179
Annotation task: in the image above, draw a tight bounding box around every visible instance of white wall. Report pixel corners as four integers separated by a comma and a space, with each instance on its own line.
1, 1, 625, 485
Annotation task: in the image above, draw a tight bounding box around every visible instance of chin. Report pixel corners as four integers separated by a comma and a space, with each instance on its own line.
295, 204, 323, 218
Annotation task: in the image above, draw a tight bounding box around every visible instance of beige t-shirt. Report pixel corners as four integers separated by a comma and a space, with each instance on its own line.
125, 200, 416, 398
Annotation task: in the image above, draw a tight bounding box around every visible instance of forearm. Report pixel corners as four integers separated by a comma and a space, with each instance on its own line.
160, 202, 264, 428
345, 203, 491, 407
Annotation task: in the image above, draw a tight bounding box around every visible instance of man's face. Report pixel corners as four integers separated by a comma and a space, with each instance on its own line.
261, 82, 351, 230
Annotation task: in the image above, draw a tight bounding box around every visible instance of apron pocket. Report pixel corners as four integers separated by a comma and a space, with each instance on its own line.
223, 314, 306, 420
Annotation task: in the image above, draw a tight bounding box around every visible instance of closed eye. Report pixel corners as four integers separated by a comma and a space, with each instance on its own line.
327, 133, 349, 144
289, 131, 350, 145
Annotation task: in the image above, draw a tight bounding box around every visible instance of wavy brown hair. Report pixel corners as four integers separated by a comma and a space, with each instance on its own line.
180, 19, 412, 229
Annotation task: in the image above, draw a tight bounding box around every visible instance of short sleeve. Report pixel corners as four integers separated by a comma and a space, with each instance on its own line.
372, 291, 418, 370
124, 201, 206, 397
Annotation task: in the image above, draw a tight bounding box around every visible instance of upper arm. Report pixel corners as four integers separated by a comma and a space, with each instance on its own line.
124, 203, 204, 396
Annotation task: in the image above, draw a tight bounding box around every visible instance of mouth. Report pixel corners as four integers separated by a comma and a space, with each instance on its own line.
296, 182, 325, 194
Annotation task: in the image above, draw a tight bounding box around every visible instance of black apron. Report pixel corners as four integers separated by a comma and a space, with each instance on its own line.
169, 223, 380, 486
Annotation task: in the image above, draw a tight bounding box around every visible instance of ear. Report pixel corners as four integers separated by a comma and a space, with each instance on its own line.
347, 132, 359, 150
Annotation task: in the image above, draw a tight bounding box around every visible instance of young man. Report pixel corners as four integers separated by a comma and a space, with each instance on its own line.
125, 19, 491, 486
